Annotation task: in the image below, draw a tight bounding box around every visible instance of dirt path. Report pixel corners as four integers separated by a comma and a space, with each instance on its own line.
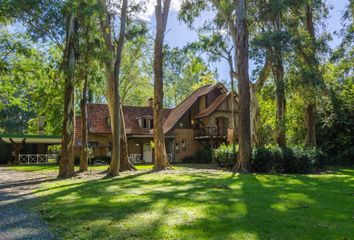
0, 167, 56, 240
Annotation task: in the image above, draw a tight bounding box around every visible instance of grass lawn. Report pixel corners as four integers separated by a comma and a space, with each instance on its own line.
24, 166, 354, 240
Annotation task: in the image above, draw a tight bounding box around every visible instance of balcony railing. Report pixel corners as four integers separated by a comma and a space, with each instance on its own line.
194, 127, 228, 138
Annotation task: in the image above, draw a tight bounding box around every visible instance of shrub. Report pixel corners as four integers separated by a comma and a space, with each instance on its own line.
252, 146, 277, 173
213, 144, 237, 168
251, 146, 323, 174
194, 148, 213, 163
182, 148, 213, 163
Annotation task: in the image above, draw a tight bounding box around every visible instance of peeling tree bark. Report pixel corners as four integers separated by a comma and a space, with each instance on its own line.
119, 106, 137, 171
153, 0, 172, 170
98, 0, 133, 176
59, 13, 77, 178
80, 66, 89, 172
227, 54, 237, 155
233, 0, 251, 172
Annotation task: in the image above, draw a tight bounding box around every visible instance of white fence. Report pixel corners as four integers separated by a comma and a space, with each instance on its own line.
19, 154, 58, 164
128, 153, 174, 163
128, 154, 142, 164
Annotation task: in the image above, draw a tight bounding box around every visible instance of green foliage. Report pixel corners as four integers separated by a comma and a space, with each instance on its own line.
182, 147, 213, 163
317, 63, 354, 165
213, 144, 237, 168
251, 146, 325, 174
164, 46, 216, 107
0, 29, 64, 134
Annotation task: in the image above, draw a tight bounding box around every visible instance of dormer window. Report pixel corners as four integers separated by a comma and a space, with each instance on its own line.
138, 116, 153, 129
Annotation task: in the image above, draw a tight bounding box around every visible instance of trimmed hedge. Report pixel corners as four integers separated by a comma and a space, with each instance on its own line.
212, 144, 324, 173
252, 146, 325, 174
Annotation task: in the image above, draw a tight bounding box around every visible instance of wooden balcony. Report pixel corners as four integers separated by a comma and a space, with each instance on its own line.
194, 127, 228, 139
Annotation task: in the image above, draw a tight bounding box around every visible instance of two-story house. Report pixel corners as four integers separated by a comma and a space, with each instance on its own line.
74, 82, 239, 163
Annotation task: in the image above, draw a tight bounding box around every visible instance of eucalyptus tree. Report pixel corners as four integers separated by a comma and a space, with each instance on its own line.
98, 0, 134, 176
249, 0, 295, 147
76, 0, 104, 172
287, 0, 329, 147
153, 0, 172, 170
59, 2, 79, 178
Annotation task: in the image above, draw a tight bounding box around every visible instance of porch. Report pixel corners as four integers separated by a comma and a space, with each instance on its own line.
194, 127, 228, 139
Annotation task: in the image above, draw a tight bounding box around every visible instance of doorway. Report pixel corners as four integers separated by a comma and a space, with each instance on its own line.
143, 143, 153, 163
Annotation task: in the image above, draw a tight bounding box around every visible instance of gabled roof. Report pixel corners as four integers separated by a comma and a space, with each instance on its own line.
193, 92, 229, 119
163, 82, 227, 134
75, 103, 172, 138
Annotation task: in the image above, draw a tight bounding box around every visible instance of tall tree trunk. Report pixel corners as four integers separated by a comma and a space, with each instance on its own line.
233, 0, 251, 172
227, 55, 237, 155
80, 68, 89, 172
272, 51, 286, 147
304, 103, 316, 146
98, 0, 130, 176
120, 106, 137, 171
153, 0, 172, 170
304, 3, 318, 147
59, 13, 77, 178
249, 85, 258, 146
9, 138, 25, 165
271, 7, 286, 147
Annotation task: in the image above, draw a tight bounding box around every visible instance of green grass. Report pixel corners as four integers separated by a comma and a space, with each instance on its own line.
27, 167, 353, 240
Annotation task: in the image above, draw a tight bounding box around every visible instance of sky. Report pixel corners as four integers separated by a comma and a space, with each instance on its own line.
8, 0, 350, 82
143, 0, 349, 82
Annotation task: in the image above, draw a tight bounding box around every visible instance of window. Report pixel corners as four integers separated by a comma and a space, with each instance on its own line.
181, 139, 186, 151
175, 142, 180, 153
139, 117, 153, 129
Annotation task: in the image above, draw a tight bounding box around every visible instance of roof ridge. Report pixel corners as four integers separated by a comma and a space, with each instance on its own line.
163, 82, 225, 134
169, 83, 213, 110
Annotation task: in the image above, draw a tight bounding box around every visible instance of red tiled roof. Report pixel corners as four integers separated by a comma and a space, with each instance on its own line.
77, 103, 172, 136
163, 83, 227, 134
76, 83, 229, 137
123, 105, 172, 135
193, 93, 229, 119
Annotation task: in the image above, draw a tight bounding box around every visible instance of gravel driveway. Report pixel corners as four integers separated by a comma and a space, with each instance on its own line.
0, 167, 56, 240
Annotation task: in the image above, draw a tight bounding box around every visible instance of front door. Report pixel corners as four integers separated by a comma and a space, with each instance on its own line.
143, 143, 153, 163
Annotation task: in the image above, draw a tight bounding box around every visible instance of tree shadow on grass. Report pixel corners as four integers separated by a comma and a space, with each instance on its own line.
30, 169, 354, 239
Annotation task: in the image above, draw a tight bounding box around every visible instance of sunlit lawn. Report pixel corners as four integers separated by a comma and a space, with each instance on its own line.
23, 166, 354, 240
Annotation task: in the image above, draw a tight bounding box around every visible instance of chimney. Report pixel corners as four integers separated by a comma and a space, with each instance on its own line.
38, 116, 45, 134
147, 98, 153, 108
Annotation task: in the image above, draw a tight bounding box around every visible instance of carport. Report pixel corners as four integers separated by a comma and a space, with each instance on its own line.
0, 134, 61, 164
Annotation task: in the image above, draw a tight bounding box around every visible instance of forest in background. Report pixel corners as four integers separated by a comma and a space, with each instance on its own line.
0, 0, 353, 173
